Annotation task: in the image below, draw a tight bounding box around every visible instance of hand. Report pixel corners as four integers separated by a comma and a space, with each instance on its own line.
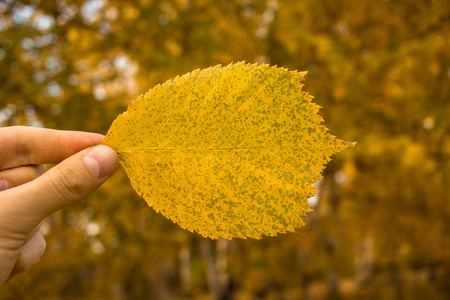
0, 126, 118, 289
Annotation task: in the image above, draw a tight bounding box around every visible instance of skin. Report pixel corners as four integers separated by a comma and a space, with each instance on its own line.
0, 126, 119, 290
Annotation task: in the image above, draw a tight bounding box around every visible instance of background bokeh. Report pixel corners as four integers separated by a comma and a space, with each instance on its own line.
1, 0, 450, 299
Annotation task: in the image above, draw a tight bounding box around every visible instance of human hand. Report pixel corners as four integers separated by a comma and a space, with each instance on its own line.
0, 126, 118, 289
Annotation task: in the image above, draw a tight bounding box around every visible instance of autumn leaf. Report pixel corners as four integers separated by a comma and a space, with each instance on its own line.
102, 62, 354, 239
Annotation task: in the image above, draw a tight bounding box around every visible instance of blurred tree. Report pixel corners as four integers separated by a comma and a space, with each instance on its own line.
1, 0, 449, 299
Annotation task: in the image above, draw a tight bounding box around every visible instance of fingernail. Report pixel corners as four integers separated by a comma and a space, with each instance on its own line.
0, 179, 11, 191
83, 145, 118, 179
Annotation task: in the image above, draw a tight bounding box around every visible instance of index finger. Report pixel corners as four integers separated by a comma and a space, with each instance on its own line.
0, 126, 105, 169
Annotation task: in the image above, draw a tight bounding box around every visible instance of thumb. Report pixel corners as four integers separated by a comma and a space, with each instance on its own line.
0, 145, 118, 233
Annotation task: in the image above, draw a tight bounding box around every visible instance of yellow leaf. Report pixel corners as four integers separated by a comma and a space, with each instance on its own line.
102, 62, 354, 239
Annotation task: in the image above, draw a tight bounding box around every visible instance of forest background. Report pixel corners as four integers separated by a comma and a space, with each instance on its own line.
1, 0, 449, 299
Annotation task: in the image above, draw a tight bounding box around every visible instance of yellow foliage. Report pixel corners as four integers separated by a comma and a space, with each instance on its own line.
103, 62, 354, 239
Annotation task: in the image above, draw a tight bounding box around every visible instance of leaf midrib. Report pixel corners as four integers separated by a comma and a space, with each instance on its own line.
117, 147, 290, 153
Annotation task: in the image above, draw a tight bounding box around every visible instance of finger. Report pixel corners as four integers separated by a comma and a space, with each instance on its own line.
25, 221, 45, 241
0, 126, 104, 170
0, 145, 118, 234
10, 231, 46, 276
0, 165, 46, 190
0, 221, 45, 287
